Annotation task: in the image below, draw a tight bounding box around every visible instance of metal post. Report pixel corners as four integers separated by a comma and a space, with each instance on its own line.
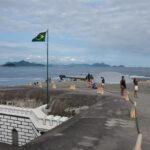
46, 29, 50, 109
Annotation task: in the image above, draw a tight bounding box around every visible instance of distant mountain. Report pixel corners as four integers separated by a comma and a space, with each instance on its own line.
52, 63, 125, 68
2, 61, 125, 68
91, 63, 110, 67
2, 60, 45, 67
68, 63, 90, 67
112, 65, 125, 68
118, 65, 125, 67
2, 62, 16, 67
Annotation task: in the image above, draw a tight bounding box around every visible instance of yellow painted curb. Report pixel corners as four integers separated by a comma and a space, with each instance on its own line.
97, 87, 104, 95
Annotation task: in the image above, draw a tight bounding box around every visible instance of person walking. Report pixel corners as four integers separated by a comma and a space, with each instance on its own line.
133, 78, 138, 98
120, 76, 126, 96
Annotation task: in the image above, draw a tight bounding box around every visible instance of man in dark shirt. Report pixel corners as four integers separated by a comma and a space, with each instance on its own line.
120, 76, 126, 96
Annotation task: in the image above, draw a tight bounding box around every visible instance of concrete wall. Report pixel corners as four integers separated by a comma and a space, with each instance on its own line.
0, 114, 39, 146
0, 104, 69, 146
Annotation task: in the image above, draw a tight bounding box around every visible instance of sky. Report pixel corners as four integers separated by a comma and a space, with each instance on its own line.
0, 0, 150, 67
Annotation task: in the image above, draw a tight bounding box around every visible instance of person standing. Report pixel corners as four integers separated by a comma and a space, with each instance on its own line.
101, 77, 105, 89
133, 78, 138, 98
86, 73, 92, 88
120, 76, 126, 96
90, 74, 94, 88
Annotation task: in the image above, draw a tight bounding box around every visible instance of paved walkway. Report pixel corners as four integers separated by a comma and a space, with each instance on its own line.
0, 89, 141, 150
0, 143, 19, 150
135, 93, 150, 150
22, 93, 137, 150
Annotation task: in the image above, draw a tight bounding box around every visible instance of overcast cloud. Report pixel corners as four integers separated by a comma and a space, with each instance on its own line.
0, 0, 150, 66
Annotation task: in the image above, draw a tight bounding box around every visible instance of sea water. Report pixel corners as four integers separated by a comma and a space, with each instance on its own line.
0, 66, 150, 86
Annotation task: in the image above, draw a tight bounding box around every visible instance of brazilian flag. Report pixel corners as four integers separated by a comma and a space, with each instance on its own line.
32, 32, 46, 42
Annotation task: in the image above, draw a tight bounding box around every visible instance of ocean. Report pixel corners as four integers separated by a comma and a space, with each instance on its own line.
0, 66, 150, 86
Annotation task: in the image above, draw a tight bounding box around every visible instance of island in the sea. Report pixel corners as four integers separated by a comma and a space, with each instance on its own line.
68, 63, 125, 68
2, 60, 45, 67
2, 60, 125, 68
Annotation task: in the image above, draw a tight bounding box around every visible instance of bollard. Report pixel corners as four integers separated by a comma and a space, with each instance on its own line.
134, 134, 142, 150
124, 91, 129, 101
130, 106, 136, 119
52, 83, 57, 89
97, 87, 104, 95
97, 87, 100, 94
101, 87, 104, 95
39, 84, 43, 88
130, 102, 137, 119
39, 82, 43, 88
69, 84, 76, 91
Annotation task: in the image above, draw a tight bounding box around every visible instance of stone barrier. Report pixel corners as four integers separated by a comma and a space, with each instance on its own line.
0, 104, 69, 146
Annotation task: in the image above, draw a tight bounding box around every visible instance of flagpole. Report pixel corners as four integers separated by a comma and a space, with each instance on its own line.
46, 29, 50, 109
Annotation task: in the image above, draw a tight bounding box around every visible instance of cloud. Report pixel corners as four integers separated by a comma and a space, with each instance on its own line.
0, 0, 150, 66
50, 56, 85, 64
25, 55, 43, 61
